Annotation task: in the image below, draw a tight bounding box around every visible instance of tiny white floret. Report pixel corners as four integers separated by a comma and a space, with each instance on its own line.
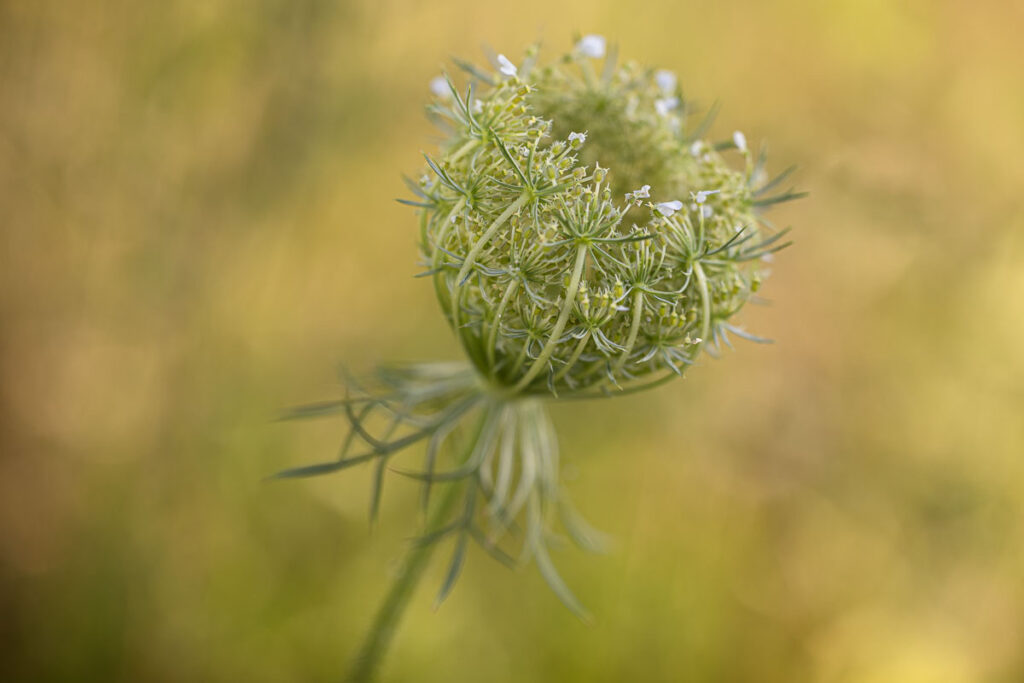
693, 189, 721, 204
733, 130, 747, 152
568, 131, 587, 144
654, 97, 679, 117
576, 35, 606, 58
497, 54, 518, 77
430, 76, 450, 99
655, 69, 677, 94
689, 140, 703, 157
626, 184, 651, 202
656, 200, 683, 217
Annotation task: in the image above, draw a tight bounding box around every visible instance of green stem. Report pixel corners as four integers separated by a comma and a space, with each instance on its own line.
451, 193, 530, 366
448, 139, 477, 164
346, 409, 486, 682
544, 370, 676, 401
431, 198, 468, 320
548, 264, 709, 401
504, 341, 531, 383
485, 280, 519, 376
552, 330, 591, 383
612, 289, 645, 374
579, 59, 598, 91
452, 194, 529, 321
510, 244, 588, 393
692, 261, 712, 353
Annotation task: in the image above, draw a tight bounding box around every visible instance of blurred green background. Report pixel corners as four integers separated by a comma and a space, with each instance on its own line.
2, 0, 1023, 681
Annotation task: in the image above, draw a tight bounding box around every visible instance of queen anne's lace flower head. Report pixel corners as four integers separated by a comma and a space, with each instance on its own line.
410, 38, 797, 397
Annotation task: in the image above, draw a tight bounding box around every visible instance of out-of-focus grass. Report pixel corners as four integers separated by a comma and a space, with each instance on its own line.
2, 1, 1023, 681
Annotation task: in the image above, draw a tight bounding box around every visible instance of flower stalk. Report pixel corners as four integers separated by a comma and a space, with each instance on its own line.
280, 34, 802, 681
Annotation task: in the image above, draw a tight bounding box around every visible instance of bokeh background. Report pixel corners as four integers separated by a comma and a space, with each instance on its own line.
3, 0, 1023, 680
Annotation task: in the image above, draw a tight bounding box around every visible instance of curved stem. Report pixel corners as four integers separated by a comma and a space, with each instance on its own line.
431, 198, 468, 320
510, 245, 588, 393
451, 194, 529, 326
548, 263, 709, 401
612, 289, 645, 374
552, 331, 591, 383
579, 59, 598, 91
447, 139, 477, 164
692, 261, 712, 354
346, 409, 487, 682
542, 370, 676, 401
504, 339, 531, 383
451, 193, 530, 367
485, 280, 519, 376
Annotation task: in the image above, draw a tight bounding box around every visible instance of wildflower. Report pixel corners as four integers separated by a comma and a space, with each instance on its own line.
430, 76, 450, 99
283, 38, 801, 669
497, 54, 518, 77
693, 189, 720, 204
655, 96, 679, 117
576, 34, 606, 58
733, 130, 747, 152
656, 200, 684, 216
655, 69, 677, 93
625, 184, 651, 202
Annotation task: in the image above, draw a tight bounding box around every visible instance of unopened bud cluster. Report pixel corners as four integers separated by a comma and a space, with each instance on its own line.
411, 38, 793, 397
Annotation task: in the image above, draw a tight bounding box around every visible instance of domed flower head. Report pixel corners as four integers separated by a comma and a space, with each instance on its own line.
412, 39, 799, 399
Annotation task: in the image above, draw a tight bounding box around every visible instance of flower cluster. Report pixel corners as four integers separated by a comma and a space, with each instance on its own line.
409, 39, 797, 399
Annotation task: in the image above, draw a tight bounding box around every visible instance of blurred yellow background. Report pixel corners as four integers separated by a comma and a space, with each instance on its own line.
2, 0, 1023, 681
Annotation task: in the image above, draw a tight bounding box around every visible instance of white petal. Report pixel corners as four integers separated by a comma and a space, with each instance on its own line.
655, 69, 677, 94
497, 54, 518, 77
577, 35, 606, 58
430, 76, 450, 98
568, 131, 587, 143
693, 189, 720, 204
654, 97, 679, 117
733, 130, 747, 152
656, 200, 683, 216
